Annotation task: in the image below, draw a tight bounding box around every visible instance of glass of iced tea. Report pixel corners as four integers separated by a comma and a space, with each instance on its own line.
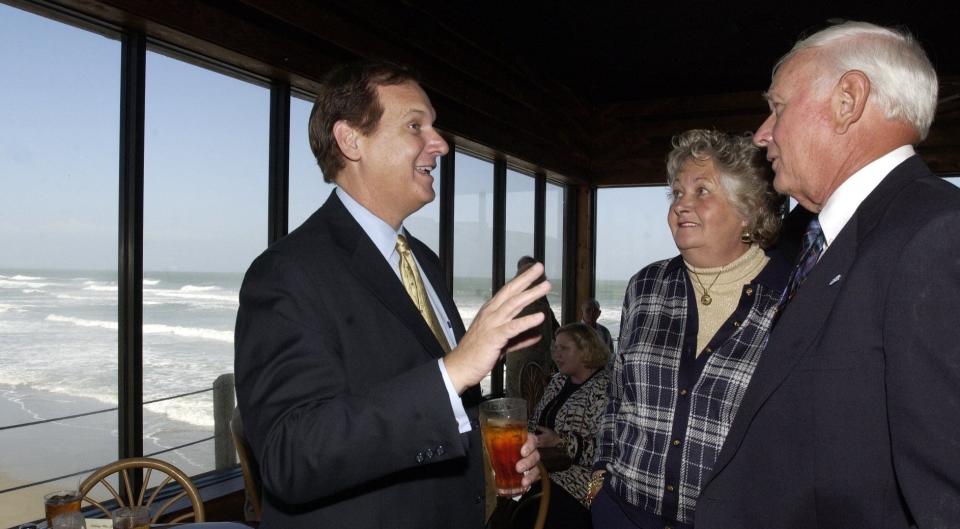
480, 397, 528, 496
43, 490, 81, 527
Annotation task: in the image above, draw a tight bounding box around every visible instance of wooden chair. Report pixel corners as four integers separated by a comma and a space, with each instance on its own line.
79, 457, 205, 523
230, 407, 262, 520
518, 462, 551, 529
518, 362, 548, 417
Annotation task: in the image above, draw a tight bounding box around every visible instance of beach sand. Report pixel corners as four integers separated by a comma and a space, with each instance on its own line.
0, 390, 87, 526
0, 384, 223, 528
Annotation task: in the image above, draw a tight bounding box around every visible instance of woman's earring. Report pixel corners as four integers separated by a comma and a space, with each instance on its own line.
740, 231, 753, 244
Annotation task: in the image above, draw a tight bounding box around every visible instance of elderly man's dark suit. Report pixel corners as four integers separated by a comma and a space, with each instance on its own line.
235, 191, 484, 528
696, 156, 960, 528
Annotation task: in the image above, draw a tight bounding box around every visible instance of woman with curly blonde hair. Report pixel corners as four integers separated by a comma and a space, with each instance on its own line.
588, 129, 789, 529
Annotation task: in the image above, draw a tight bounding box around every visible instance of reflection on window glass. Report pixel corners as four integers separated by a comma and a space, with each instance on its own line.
544, 182, 565, 323
144, 51, 268, 476
0, 6, 119, 525
505, 169, 535, 281
289, 95, 336, 232
595, 187, 675, 343
453, 152, 493, 330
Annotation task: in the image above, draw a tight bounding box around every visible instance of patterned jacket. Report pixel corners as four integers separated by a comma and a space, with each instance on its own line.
531, 370, 609, 506
595, 254, 787, 524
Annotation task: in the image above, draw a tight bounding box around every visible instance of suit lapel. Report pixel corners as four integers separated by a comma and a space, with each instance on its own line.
322, 194, 449, 360
708, 220, 858, 478
706, 155, 928, 485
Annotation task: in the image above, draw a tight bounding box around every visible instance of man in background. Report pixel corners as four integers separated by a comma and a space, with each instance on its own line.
505, 255, 559, 397
580, 298, 614, 355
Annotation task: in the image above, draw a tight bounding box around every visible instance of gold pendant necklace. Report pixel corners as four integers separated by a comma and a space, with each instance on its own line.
689, 267, 722, 306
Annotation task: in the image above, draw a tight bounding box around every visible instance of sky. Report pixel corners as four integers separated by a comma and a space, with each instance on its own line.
2, 4, 956, 280
0, 2, 677, 280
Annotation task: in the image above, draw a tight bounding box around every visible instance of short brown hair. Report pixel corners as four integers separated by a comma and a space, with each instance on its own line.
308, 61, 419, 182
555, 322, 609, 370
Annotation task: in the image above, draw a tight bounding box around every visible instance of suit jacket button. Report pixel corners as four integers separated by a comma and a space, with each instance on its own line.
437, 445, 445, 456
474, 494, 482, 504
426, 448, 434, 459
416, 452, 425, 463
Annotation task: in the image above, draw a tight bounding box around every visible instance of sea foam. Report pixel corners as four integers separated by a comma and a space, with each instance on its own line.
45, 314, 233, 343
0, 279, 50, 289
45, 314, 118, 330
142, 323, 233, 343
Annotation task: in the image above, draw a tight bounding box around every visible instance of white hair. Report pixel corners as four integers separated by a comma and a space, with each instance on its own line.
774, 21, 938, 140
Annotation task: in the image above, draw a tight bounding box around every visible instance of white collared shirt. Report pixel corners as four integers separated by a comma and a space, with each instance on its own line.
337, 188, 471, 433
818, 145, 915, 248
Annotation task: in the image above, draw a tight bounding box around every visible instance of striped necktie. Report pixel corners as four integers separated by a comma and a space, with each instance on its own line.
782, 217, 826, 305
396, 234, 450, 353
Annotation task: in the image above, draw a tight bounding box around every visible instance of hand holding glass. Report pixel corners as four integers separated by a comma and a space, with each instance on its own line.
480, 397, 527, 496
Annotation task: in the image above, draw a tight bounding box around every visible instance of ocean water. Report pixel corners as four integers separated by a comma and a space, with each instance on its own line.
0, 267, 621, 502
0, 268, 240, 420
0, 270, 548, 472
0, 268, 241, 490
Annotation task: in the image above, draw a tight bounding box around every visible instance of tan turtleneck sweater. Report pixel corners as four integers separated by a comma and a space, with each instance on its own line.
685, 244, 768, 357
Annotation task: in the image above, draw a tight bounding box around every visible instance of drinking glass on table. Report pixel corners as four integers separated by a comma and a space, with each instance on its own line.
480, 397, 528, 496
44, 490, 81, 527
51, 511, 85, 529
111, 506, 149, 529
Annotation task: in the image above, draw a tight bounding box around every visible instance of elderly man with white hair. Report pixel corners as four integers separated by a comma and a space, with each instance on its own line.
695, 21, 960, 529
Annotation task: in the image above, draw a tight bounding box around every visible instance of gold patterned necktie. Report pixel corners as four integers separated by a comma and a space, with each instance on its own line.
396, 234, 451, 353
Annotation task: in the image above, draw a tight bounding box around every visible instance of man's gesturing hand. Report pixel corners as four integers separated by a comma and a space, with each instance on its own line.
444, 262, 551, 393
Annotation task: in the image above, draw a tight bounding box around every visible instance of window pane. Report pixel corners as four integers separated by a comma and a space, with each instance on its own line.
595, 187, 675, 344
505, 169, 535, 281
453, 152, 494, 326
405, 157, 442, 255
544, 182, 565, 323
289, 95, 336, 232
453, 152, 493, 391
144, 51, 268, 476
0, 6, 119, 526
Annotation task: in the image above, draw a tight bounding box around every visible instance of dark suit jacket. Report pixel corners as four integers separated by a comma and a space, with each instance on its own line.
234, 191, 484, 528
697, 156, 960, 529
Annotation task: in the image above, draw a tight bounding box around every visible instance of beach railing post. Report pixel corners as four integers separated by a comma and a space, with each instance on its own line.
213, 373, 237, 470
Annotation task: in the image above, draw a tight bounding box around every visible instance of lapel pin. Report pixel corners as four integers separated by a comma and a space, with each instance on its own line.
829, 274, 842, 286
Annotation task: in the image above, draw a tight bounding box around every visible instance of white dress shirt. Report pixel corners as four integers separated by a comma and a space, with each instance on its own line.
818, 145, 915, 249
337, 188, 471, 433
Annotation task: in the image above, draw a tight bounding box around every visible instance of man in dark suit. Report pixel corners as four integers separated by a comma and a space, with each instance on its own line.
234, 62, 545, 528
696, 22, 960, 528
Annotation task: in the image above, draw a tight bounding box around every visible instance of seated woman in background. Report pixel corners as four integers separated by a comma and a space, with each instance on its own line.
513, 322, 610, 529
588, 129, 788, 529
